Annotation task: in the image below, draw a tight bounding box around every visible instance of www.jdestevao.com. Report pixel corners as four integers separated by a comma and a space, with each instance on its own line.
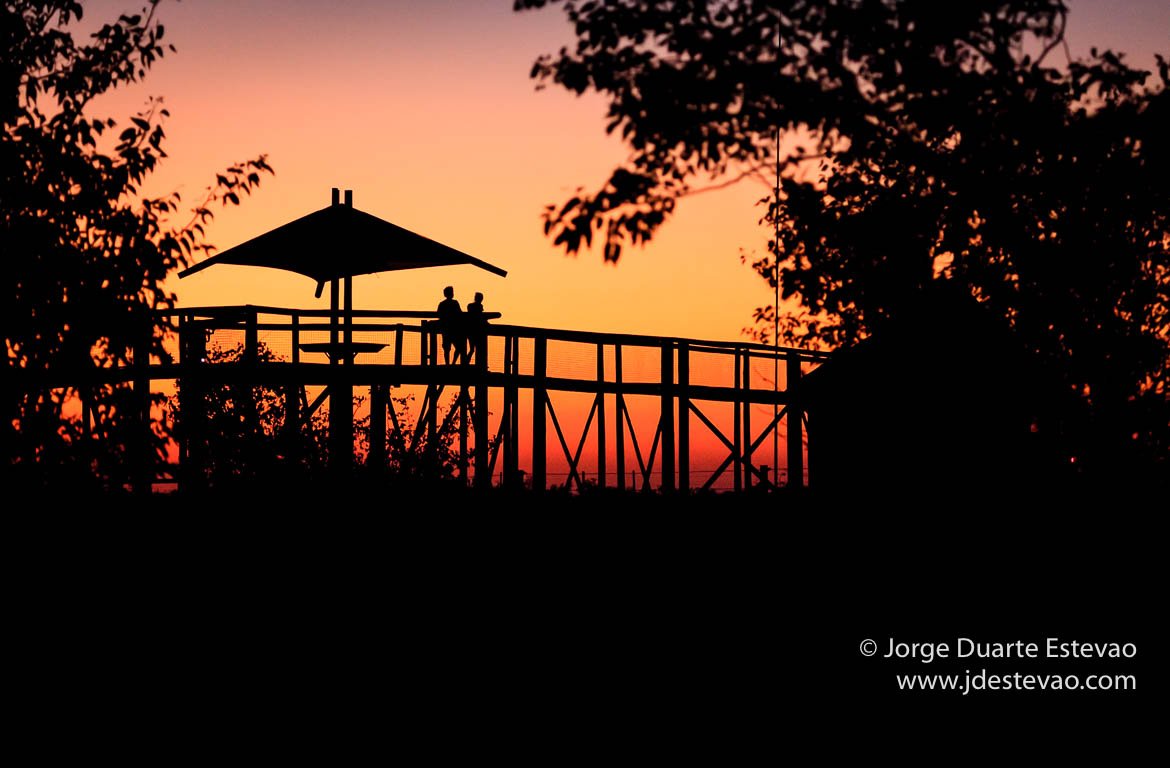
859, 637, 1138, 695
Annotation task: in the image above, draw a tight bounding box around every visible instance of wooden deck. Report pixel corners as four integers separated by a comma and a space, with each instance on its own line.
15, 305, 830, 493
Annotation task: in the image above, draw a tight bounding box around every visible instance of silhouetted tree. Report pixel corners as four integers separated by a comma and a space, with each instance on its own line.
167, 344, 463, 489
3, 1, 272, 488
166, 342, 335, 487
379, 392, 463, 485
518, 0, 1168, 478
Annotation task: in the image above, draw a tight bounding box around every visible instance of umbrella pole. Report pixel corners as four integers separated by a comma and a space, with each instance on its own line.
344, 276, 353, 366
328, 276, 353, 472
330, 278, 340, 364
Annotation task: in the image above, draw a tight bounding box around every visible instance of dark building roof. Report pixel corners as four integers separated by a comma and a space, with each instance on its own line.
803, 286, 1069, 493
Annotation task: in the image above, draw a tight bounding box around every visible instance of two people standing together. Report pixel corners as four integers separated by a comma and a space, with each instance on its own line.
437, 286, 489, 364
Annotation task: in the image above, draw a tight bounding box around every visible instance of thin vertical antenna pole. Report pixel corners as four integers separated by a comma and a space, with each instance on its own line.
774, 127, 781, 490
773, 17, 783, 490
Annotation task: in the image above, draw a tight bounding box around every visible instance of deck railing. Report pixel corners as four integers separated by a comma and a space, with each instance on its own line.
14, 305, 831, 493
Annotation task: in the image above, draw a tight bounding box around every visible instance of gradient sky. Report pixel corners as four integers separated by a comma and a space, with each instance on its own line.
73, 0, 1167, 485
82, 0, 1169, 342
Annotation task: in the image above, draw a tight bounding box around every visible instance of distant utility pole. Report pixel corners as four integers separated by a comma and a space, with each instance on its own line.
773, 17, 783, 491
773, 127, 781, 490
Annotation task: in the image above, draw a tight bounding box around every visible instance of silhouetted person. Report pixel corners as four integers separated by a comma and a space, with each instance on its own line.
437, 286, 464, 364
467, 292, 485, 318
464, 291, 486, 364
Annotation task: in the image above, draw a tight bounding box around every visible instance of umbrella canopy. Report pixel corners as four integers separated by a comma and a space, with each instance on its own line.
178, 190, 507, 293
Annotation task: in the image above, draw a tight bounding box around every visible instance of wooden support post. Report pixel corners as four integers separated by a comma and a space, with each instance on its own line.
241, 307, 259, 437
596, 343, 606, 489
733, 348, 742, 493
459, 384, 470, 482
284, 381, 301, 465
329, 280, 340, 356
369, 383, 387, 470
502, 335, 518, 487
615, 344, 625, 492
291, 314, 301, 365
532, 336, 547, 491
244, 307, 258, 367
132, 321, 152, 495
285, 315, 301, 465
179, 315, 207, 491
342, 270, 357, 473
677, 342, 689, 492
328, 284, 351, 473
742, 350, 752, 489
660, 341, 675, 493
787, 354, 804, 488
473, 332, 489, 488
426, 328, 438, 451
510, 337, 520, 487
343, 276, 353, 365
330, 377, 353, 472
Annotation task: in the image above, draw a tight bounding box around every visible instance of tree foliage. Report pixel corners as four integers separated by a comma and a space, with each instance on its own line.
166, 342, 464, 489
165, 342, 334, 487
518, 0, 1168, 475
3, 1, 273, 486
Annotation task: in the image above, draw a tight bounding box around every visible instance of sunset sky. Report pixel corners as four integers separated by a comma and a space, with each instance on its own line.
68, 0, 1167, 486
83, 0, 1170, 344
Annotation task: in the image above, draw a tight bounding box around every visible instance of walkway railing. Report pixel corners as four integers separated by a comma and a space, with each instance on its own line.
16, 305, 831, 493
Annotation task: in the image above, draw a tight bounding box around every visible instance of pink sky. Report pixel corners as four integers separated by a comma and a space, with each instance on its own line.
75, 0, 1166, 486
82, 0, 1168, 342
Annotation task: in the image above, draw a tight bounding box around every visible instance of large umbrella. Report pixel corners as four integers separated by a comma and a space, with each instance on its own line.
179, 188, 506, 362
179, 188, 506, 293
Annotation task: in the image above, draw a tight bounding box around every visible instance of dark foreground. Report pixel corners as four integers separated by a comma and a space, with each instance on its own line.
10, 481, 1158, 758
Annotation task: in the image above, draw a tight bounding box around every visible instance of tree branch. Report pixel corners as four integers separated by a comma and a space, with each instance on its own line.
1034, 7, 1068, 67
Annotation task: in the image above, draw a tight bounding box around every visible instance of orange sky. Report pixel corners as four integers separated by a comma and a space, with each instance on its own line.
76, 0, 1166, 487
84, 0, 771, 344
83, 0, 1168, 343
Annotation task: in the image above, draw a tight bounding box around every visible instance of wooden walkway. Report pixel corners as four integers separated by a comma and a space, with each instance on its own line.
21, 306, 831, 493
